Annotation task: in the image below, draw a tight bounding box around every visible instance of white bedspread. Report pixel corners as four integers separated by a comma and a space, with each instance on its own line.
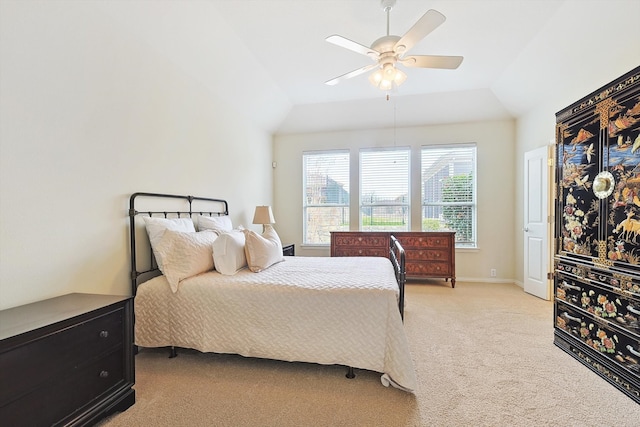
134, 256, 417, 392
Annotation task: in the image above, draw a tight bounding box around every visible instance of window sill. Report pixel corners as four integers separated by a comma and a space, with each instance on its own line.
300, 244, 330, 250
455, 247, 479, 252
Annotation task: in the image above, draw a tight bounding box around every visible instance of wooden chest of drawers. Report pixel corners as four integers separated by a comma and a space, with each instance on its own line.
331, 231, 456, 287
0, 293, 135, 426
393, 232, 456, 287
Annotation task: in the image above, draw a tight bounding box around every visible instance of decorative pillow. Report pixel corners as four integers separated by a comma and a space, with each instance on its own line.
243, 225, 284, 273
142, 216, 196, 270
212, 229, 247, 275
155, 230, 217, 293
197, 215, 233, 234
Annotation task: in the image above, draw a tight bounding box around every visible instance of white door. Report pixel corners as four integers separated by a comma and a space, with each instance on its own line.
524, 146, 551, 300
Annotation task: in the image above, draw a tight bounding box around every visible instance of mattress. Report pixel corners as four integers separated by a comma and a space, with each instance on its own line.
134, 256, 417, 392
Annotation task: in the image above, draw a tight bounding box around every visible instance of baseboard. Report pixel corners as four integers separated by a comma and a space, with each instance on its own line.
405, 277, 519, 285
455, 277, 519, 285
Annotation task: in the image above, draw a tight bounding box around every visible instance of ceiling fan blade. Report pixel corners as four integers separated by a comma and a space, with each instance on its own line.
325, 63, 379, 86
394, 9, 446, 55
326, 35, 380, 58
400, 55, 463, 69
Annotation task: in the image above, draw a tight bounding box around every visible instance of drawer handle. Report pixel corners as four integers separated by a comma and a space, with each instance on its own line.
561, 312, 581, 323
99, 330, 109, 338
560, 281, 581, 291
358, 250, 362, 254
99, 370, 109, 378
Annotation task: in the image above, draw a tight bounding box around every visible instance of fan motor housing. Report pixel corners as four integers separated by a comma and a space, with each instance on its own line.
371, 35, 401, 54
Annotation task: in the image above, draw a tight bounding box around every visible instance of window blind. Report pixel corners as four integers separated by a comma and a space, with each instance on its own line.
421, 144, 477, 247
302, 150, 350, 244
360, 148, 410, 232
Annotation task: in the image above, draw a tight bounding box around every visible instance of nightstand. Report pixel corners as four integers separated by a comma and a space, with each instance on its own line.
282, 244, 295, 256
0, 293, 135, 425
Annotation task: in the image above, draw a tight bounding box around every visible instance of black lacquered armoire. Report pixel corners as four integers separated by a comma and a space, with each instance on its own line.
554, 66, 640, 404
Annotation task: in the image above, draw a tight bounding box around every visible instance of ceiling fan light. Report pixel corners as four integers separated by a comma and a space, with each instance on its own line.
369, 69, 384, 85
378, 79, 393, 91
394, 68, 407, 86
369, 63, 406, 90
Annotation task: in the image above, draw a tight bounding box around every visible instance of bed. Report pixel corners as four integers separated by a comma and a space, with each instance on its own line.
129, 192, 417, 392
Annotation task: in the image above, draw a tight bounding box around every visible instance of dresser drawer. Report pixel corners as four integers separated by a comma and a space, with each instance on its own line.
556, 261, 640, 296
406, 261, 451, 276
0, 307, 124, 405
332, 234, 389, 248
396, 235, 451, 249
0, 348, 124, 426
333, 247, 389, 257
405, 249, 450, 262
555, 273, 640, 337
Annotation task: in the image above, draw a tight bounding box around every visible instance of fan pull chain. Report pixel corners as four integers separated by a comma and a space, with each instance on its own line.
393, 101, 397, 148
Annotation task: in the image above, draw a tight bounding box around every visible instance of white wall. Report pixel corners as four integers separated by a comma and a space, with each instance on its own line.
274, 119, 516, 282
0, 1, 280, 309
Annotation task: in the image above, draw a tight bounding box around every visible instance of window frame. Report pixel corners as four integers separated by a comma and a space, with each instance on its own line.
421, 143, 477, 248
302, 149, 350, 245
359, 147, 411, 232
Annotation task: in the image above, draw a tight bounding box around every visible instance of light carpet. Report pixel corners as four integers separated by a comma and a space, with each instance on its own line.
99, 281, 640, 426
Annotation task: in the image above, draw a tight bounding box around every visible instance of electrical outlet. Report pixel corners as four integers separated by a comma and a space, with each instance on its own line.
490, 268, 497, 277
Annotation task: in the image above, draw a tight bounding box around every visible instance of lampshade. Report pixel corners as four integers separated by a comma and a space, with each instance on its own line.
252, 206, 275, 225
369, 63, 407, 91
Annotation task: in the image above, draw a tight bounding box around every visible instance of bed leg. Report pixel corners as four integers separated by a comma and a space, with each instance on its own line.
169, 346, 177, 358
346, 366, 355, 379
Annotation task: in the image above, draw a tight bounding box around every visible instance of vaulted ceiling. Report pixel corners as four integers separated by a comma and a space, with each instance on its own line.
101, 0, 640, 134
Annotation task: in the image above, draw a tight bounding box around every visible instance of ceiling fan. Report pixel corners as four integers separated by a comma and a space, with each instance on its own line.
325, 0, 463, 91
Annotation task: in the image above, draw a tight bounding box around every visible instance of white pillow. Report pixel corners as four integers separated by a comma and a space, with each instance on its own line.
142, 216, 196, 270
243, 225, 284, 273
155, 230, 217, 293
212, 229, 247, 275
198, 215, 233, 234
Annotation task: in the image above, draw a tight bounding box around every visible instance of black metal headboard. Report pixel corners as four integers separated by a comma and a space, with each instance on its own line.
128, 192, 228, 295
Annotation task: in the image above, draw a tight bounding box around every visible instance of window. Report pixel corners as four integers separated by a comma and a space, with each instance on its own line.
303, 150, 350, 244
360, 148, 410, 232
421, 144, 477, 248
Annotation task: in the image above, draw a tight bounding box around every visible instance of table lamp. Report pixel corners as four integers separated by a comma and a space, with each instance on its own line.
252, 205, 275, 232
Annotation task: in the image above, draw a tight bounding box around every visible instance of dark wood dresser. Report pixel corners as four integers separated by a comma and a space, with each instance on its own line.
0, 293, 135, 426
331, 231, 456, 287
